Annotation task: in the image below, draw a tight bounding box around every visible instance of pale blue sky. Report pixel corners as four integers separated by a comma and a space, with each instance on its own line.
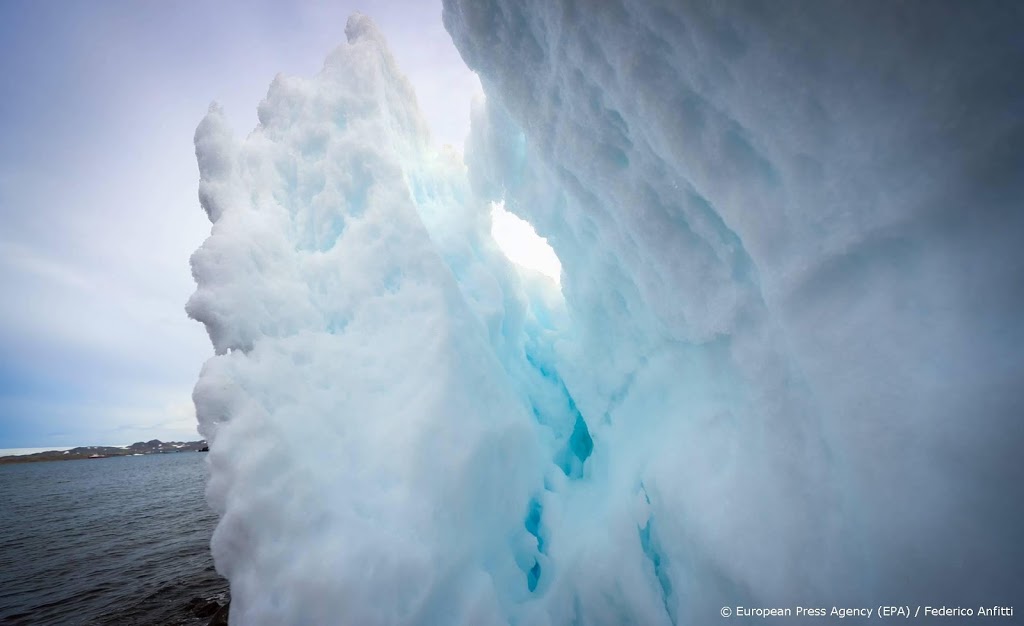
0, 0, 479, 447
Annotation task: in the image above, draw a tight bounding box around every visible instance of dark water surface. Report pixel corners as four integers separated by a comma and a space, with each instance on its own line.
0, 453, 226, 625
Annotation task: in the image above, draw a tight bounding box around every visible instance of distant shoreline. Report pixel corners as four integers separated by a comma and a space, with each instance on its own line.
0, 439, 209, 465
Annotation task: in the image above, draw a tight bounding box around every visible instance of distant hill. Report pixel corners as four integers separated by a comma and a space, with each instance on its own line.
0, 440, 208, 465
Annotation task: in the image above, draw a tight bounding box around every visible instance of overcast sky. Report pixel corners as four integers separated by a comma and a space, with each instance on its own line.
0, 0, 480, 448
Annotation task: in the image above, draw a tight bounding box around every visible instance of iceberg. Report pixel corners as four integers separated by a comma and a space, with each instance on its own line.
189, 4, 1023, 624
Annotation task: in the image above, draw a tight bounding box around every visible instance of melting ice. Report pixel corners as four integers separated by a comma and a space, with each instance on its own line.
188, 4, 1024, 625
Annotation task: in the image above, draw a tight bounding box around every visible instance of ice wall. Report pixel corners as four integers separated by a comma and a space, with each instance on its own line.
188, 4, 1024, 625
445, 0, 1024, 619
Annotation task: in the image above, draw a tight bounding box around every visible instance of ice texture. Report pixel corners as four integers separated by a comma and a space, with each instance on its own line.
189, 5, 1024, 625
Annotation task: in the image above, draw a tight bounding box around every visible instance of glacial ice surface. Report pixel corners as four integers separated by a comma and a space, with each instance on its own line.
189, 5, 1023, 625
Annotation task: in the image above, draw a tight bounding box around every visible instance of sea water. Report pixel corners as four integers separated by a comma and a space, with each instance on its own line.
0, 453, 225, 625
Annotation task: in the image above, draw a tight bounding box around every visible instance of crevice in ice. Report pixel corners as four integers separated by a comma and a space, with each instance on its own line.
527, 559, 542, 593
525, 351, 594, 478
639, 483, 675, 626
516, 496, 547, 594
561, 413, 594, 478
525, 496, 545, 553
571, 595, 584, 626
601, 355, 648, 425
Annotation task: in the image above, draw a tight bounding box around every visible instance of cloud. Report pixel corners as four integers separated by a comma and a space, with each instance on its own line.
0, 240, 94, 292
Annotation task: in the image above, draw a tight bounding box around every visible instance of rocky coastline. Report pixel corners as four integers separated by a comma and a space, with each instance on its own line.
0, 439, 209, 465
184, 596, 229, 626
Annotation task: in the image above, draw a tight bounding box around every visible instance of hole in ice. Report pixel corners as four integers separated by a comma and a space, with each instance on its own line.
527, 559, 541, 592
490, 202, 562, 284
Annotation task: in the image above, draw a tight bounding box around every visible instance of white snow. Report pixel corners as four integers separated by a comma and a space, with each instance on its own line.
188, 5, 1023, 624
0, 447, 75, 457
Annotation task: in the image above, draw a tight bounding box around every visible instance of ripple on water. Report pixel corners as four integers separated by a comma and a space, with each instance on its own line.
0, 453, 227, 625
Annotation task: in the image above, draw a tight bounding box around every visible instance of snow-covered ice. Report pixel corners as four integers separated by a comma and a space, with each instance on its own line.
189, 4, 1023, 624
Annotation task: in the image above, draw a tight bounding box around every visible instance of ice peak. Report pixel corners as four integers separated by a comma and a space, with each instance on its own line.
344, 12, 385, 46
